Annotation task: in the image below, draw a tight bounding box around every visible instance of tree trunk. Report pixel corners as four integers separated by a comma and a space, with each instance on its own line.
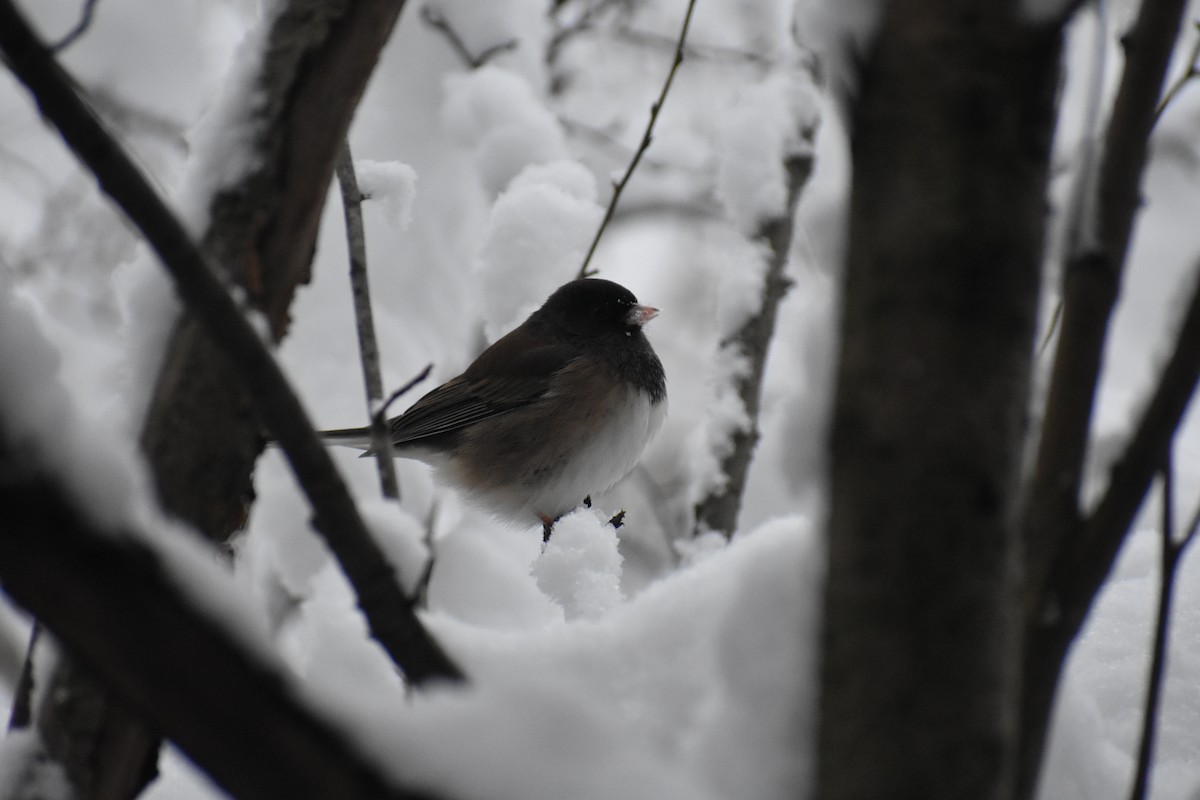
817, 3, 1064, 798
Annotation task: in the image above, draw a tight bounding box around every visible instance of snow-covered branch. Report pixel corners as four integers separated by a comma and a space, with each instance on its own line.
692, 68, 818, 538
0, 0, 460, 686
0, 457, 447, 800
692, 153, 813, 537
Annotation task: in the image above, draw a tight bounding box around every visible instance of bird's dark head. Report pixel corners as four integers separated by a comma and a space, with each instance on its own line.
537, 278, 658, 340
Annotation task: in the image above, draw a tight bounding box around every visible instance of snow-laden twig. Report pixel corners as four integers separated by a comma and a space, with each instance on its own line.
693, 151, 813, 537
576, 0, 698, 279
0, 0, 462, 686
334, 141, 400, 500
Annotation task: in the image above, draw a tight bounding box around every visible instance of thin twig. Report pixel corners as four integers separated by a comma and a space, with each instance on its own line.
50, 0, 98, 52
1153, 20, 1200, 125
1128, 449, 1200, 800
420, 4, 518, 68
613, 23, 780, 69
379, 363, 433, 420
575, 0, 698, 279
334, 141, 400, 501
546, 0, 621, 70
0, 0, 462, 686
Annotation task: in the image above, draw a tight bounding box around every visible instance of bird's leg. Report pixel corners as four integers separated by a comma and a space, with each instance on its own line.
583, 495, 592, 508
540, 513, 555, 542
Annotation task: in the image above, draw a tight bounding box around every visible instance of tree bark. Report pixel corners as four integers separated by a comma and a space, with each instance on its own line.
818, 3, 1063, 798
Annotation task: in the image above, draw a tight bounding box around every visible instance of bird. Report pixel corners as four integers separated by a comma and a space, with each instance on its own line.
319, 278, 667, 537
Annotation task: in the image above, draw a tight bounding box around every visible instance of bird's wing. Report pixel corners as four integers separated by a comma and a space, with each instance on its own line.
389, 339, 576, 445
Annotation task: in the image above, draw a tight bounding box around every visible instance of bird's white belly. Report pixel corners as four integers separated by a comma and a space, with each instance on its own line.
522, 387, 666, 520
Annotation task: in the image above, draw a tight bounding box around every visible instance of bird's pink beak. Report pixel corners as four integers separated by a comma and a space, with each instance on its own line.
628, 303, 659, 326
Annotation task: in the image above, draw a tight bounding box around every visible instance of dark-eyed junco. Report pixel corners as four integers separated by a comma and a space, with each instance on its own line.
320, 278, 667, 533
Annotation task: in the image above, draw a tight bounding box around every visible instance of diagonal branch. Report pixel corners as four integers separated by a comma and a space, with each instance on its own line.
0, 456, 445, 800
1017, 0, 1192, 791
419, 4, 518, 68
1046, 261, 1200, 639
576, 0, 698, 279
0, 0, 462, 687
1153, 19, 1200, 123
1125, 450, 1200, 800
1023, 0, 1191, 597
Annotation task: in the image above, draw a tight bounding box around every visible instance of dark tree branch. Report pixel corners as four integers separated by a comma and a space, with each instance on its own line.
1126, 451, 1199, 800
22, 2, 436, 794
1023, 0, 1190, 592
0, 457, 446, 800
1018, 0, 1191, 792
693, 150, 813, 537
335, 140, 400, 501
380, 364, 435, 420
5, 624, 38, 731
575, 0, 698, 279
1024, 263, 1200, 750
0, 0, 462, 690
419, 4, 517, 68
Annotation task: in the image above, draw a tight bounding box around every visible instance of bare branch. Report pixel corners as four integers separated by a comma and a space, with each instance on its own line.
50, 0, 98, 52
575, 0, 698, 279
1153, 20, 1200, 124
0, 0, 462, 686
420, 4, 517, 68
546, 0, 623, 72
1128, 455, 1173, 800
1044, 261, 1200, 641
1018, 1, 1192, 792
335, 141, 400, 500
380, 364, 434, 420
1023, 0, 1191, 595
